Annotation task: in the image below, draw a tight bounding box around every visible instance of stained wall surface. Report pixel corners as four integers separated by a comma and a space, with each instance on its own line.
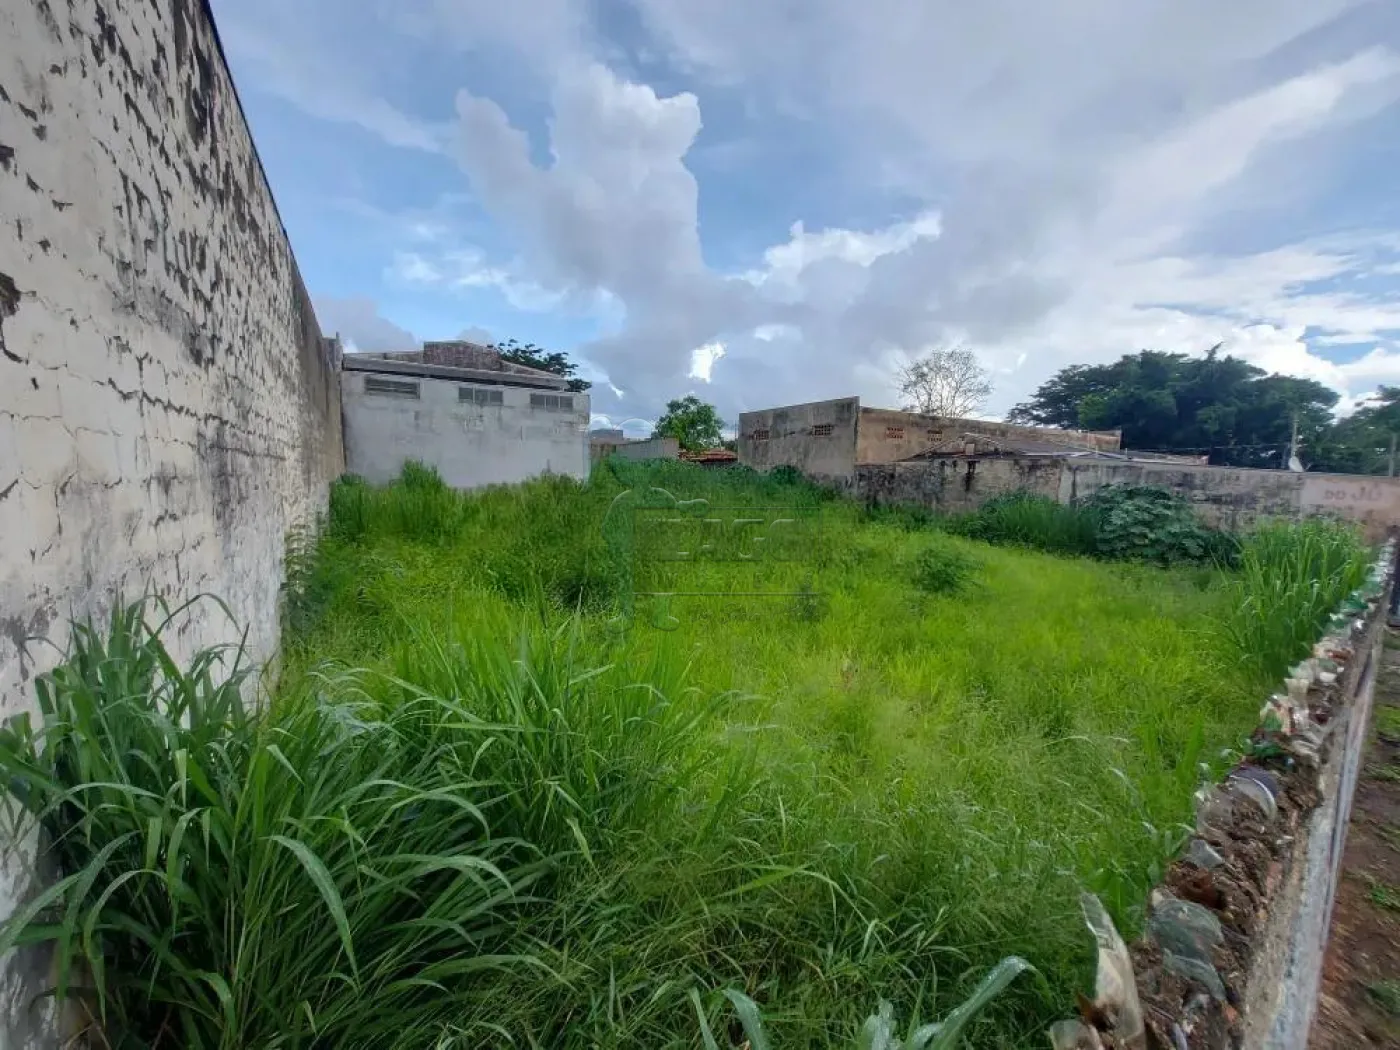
343, 372, 589, 488
852, 457, 1400, 541
854, 457, 1066, 513
589, 435, 680, 463
0, 0, 344, 1040
737, 398, 860, 482
856, 407, 1121, 464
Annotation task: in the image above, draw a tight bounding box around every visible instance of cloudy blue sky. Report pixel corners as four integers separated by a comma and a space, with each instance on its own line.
209, 0, 1400, 434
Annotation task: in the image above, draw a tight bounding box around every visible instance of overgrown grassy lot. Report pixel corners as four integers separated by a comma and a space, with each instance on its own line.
0, 461, 1372, 1049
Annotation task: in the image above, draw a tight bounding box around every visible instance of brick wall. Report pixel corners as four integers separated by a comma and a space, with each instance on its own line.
422, 340, 501, 371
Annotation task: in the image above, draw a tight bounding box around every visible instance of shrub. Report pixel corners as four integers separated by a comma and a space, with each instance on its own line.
1081, 485, 1224, 566
951, 486, 1234, 566
912, 540, 982, 594
950, 492, 1098, 556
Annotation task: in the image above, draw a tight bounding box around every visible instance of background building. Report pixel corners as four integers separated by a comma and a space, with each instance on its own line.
343, 341, 589, 488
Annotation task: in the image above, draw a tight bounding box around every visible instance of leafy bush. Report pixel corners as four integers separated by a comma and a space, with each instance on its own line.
951, 486, 1234, 566
912, 540, 982, 594
1081, 485, 1228, 566
1224, 518, 1372, 678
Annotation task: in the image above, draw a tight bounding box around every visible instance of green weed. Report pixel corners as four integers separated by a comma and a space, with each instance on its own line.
1375, 705, 1400, 739
945, 486, 1232, 567
1366, 980, 1400, 1017
911, 540, 982, 595
947, 492, 1098, 556
1366, 876, 1400, 913
1223, 518, 1372, 679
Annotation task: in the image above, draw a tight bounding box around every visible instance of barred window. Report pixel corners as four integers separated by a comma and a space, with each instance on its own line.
459, 386, 504, 406
750, 428, 771, 441
530, 393, 574, 412
810, 423, 833, 437
885, 426, 905, 440
364, 376, 420, 398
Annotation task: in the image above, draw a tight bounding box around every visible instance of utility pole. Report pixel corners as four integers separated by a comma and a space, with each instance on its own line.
1389, 432, 1396, 478
1287, 412, 1303, 472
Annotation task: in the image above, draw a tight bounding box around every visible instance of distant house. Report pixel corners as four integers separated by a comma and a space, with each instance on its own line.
679, 448, 739, 468
589, 431, 681, 463
341, 340, 589, 489
736, 397, 1202, 483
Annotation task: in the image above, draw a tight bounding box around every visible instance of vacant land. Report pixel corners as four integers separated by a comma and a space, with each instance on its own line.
3, 461, 1371, 1049
274, 462, 1271, 1046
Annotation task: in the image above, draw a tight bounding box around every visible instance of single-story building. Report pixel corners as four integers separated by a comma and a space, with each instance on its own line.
342, 340, 590, 489
734, 397, 1180, 482
589, 431, 681, 463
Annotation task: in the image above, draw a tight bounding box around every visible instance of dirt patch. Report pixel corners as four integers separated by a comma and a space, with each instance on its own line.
1310, 641, 1400, 1049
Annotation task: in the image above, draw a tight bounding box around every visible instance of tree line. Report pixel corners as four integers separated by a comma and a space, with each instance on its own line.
1008, 346, 1400, 474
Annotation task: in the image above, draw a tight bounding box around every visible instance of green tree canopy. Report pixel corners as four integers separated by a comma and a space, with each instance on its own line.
652, 396, 725, 452
1007, 347, 1338, 467
1308, 386, 1400, 475
494, 338, 592, 393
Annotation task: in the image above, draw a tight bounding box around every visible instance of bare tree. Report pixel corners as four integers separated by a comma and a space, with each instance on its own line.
896, 347, 993, 418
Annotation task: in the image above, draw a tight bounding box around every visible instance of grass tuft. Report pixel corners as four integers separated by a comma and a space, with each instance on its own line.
1222, 518, 1371, 679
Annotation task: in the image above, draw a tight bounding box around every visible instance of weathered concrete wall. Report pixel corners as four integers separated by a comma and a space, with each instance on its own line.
855, 407, 1121, 464
0, 0, 344, 1042
343, 371, 589, 488
854, 456, 1066, 514
1064, 461, 1400, 540
737, 397, 859, 482
1298, 473, 1400, 543
849, 456, 1400, 539
590, 435, 679, 463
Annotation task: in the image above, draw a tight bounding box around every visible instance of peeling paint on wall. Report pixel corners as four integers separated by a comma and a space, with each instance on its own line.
0, 0, 344, 1042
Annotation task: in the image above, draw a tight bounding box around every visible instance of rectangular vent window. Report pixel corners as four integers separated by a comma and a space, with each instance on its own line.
885, 426, 905, 440
530, 393, 574, 412
810, 423, 833, 437
750, 428, 771, 441
459, 386, 504, 406
365, 376, 420, 398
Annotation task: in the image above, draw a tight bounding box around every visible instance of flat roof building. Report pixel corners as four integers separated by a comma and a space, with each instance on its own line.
342, 341, 590, 489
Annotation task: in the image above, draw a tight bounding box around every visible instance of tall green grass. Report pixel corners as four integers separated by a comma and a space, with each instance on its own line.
4, 464, 1370, 1048
947, 493, 1099, 556
1223, 518, 1372, 678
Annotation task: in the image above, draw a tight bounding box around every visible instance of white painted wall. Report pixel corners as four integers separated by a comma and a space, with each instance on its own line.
343, 372, 590, 488
0, 1, 344, 1042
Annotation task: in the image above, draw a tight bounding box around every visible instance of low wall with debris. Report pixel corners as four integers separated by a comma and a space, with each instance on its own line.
1050, 543, 1397, 1049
